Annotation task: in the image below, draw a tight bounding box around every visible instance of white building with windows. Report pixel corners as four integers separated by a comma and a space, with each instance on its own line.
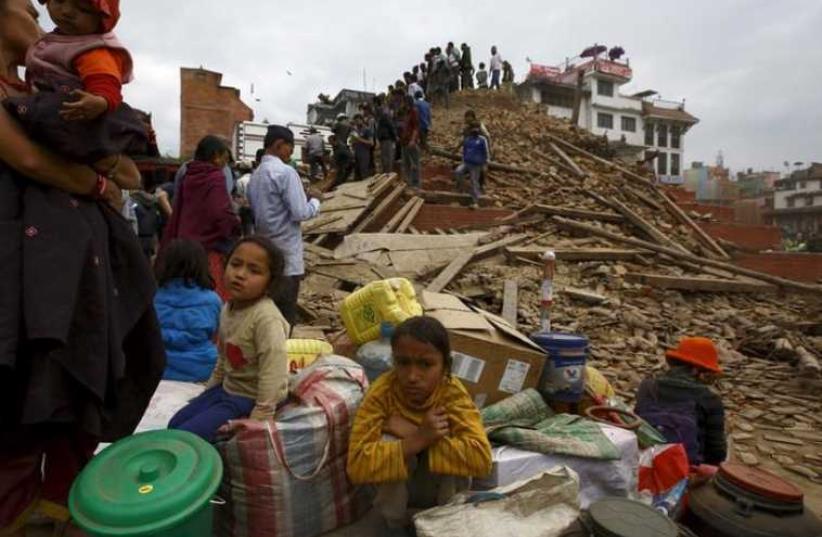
519, 53, 698, 184
769, 163, 822, 239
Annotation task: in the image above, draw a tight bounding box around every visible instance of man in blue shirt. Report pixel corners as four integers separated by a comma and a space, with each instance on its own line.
414, 91, 431, 150
247, 125, 322, 328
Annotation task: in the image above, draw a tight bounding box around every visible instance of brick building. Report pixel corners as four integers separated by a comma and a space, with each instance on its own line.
179, 67, 253, 158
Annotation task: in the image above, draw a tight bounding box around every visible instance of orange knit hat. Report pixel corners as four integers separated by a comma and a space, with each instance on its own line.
665, 337, 722, 374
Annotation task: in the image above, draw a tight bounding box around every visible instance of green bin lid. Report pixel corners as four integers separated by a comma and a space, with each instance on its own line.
588, 498, 678, 537
69, 429, 223, 536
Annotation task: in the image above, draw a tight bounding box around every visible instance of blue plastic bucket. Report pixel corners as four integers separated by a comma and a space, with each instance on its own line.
530, 332, 588, 403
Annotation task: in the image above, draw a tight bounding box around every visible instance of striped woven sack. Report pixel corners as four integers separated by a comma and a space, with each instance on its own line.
216, 356, 373, 537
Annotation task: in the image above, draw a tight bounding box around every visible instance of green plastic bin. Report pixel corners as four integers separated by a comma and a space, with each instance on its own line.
69, 429, 223, 537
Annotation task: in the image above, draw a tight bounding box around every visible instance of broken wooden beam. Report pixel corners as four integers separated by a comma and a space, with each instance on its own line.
602, 195, 691, 255
532, 204, 624, 224
416, 189, 493, 206
549, 142, 587, 178
506, 246, 645, 262
563, 287, 608, 305
552, 216, 822, 294
426, 251, 474, 293
304, 243, 335, 259
544, 133, 729, 260
303, 214, 344, 234
395, 197, 425, 233
545, 133, 652, 186
626, 186, 664, 212
381, 196, 420, 233
657, 190, 731, 260
502, 280, 518, 329
624, 273, 778, 294
350, 183, 405, 234
426, 234, 529, 293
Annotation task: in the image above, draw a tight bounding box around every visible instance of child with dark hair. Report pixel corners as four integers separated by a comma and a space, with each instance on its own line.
3, 0, 148, 186
154, 239, 222, 382
169, 235, 289, 442
347, 316, 492, 532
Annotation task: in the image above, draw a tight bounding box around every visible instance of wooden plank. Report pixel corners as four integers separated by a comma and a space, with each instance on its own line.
335, 232, 487, 259
350, 183, 405, 234
625, 273, 777, 294
545, 133, 727, 259
534, 151, 580, 178
658, 190, 731, 260
473, 234, 529, 257
416, 190, 492, 207
426, 251, 474, 293
506, 246, 644, 262
606, 196, 692, 254
533, 204, 624, 224
549, 142, 587, 178
303, 214, 344, 234
563, 287, 608, 304
380, 196, 418, 233
426, 234, 528, 293
552, 216, 822, 294
408, 226, 421, 235
388, 248, 471, 276
502, 280, 518, 329
626, 186, 664, 211
395, 198, 424, 233
304, 243, 335, 259
546, 133, 652, 186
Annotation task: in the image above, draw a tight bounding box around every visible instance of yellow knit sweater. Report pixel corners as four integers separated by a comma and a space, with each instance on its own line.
347, 371, 492, 484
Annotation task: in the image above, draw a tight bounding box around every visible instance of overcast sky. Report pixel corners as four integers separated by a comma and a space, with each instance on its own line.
35, 0, 822, 173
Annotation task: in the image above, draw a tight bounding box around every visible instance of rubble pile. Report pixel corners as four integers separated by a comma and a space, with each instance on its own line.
299, 91, 822, 493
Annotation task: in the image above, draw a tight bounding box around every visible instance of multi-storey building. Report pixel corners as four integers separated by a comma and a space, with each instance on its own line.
769, 163, 822, 239
519, 49, 698, 184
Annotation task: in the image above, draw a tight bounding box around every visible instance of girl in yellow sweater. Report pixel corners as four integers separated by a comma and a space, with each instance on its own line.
347, 316, 492, 531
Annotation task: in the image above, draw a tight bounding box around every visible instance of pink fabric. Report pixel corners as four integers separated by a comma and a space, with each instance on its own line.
25, 31, 134, 86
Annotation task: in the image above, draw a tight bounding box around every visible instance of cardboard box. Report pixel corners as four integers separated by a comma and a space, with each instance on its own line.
421, 291, 546, 408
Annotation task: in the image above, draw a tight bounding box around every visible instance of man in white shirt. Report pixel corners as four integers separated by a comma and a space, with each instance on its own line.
247, 125, 322, 328
489, 46, 503, 90
304, 127, 327, 180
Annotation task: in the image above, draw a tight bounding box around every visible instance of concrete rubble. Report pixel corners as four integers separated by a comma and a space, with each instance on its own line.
297, 92, 822, 495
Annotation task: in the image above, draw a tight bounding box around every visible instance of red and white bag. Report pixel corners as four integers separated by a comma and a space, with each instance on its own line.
215, 356, 371, 537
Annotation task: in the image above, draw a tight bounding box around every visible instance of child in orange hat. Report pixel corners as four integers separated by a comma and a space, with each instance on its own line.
635, 337, 727, 466
3, 0, 146, 194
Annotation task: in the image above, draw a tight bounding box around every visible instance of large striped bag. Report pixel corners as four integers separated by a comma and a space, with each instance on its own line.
215, 356, 372, 537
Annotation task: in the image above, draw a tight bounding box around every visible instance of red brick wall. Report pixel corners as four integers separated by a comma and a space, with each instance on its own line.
733, 253, 822, 283
180, 68, 253, 158
662, 186, 695, 204
411, 205, 513, 231
700, 222, 782, 251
